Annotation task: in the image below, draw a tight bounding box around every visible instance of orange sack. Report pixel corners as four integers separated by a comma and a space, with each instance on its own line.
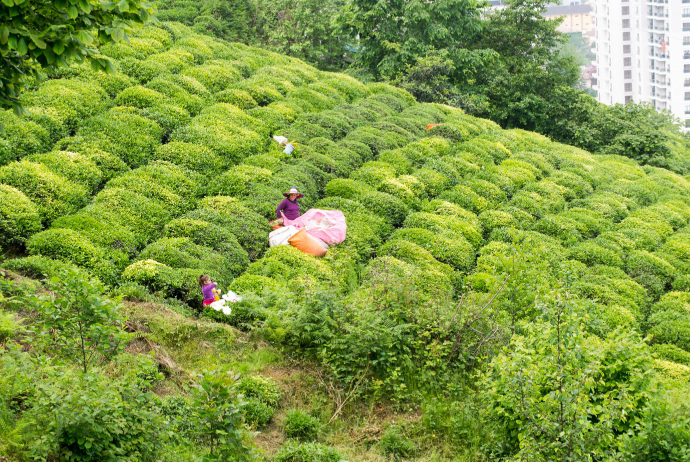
288, 228, 328, 257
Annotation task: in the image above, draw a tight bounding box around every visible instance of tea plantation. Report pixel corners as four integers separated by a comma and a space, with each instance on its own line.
1, 22, 689, 461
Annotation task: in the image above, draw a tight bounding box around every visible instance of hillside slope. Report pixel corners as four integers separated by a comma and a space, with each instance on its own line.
1, 22, 689, 461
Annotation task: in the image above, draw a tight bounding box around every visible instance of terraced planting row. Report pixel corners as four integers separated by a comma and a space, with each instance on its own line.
219, 115, 690, 389
1, 20, 689, 392
0, 23, 454, 306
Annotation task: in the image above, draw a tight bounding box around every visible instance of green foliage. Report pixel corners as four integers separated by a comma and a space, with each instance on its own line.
0, 311, 19, 343
0, 110, 51, 164
0, 184, 42, 247
194, 196, 270, 260
0, 0, 155, 112
549, 96, 677, 166
284, 409, 320, 441
215, 89, 259, 109
618, 400, 690, 462
0, 160, 89, 224
568, 241, 624, 268
52, 214, 138, 257
237, 374, 280, 407
77, 109, 164, 167
157, 0, 256, 43
481, 294, 657, 460
153, 141, 224, 173
140, 104, 191, 136
388, 228, 475, 272
1, 255, 89, 281
339, 0, 485, 80
27, 150, 103, 192
652, 344, 690, 367
27, 228, 127, 284
254, 0, 348, 69
137, 237, 246, 284
111, 352, 163, 391
29, 373, 165, 462
189, 369, 250, 460
31, 269, 130, 373
273, 441, 343, 462
242, 399, 274, 429
122, 259, 197, 304
379, 426, 416, 460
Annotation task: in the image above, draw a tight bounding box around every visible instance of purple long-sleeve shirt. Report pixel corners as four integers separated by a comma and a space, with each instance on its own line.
202, 283, 217, 301
276, 198, 300, 220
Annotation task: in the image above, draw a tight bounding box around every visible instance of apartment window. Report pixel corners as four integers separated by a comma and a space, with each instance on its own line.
684, 8, 690, 17
685, 64, 690, 73
685, 50, 690, 59
623, 19, 630, 28
624, 57, 632, 66
624, 45, 631, 54
686, 105, 690, 114
685, 37, 690, 45
686, 120, 690, 128
685, 92, 690, 100
624, 70, 632, 79
622, 6, 629, 15
685, 23, 690, 32
623, 32, 631, 41
625, 83, 633, 92
625, 96, 632, 104
685, 78, 690, 86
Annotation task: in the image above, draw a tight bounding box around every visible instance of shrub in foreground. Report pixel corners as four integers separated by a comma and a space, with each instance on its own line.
273, 441, 343, 462
28, 374, 165, 462
284, 409, 320, 441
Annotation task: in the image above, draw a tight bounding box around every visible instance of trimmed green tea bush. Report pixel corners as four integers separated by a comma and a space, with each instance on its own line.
0, 184, 42, 247
0, 161, 89, 224
27, 151, 103, 192
194, 197, 270, 260
1, 255, 89, 280
0, 110, 51, 164
77, 110, 164, 167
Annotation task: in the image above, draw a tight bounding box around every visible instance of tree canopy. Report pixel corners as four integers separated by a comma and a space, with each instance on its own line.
0, 0, 155, 112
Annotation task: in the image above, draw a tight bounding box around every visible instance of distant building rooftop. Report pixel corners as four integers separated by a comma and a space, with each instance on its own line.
545, 4, 593, 15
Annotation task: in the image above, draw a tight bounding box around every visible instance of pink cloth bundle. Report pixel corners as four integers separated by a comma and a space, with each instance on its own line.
282, 209, 347, 245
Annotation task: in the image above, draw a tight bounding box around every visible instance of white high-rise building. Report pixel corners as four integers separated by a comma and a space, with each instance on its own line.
593, 0, 690, 126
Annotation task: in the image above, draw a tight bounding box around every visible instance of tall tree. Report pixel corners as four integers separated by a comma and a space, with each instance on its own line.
155, 0, 256, 44
337, 0, 488, 80
0, 0, 155, 113
254, 0, 348, 69
466, 0, 581, 131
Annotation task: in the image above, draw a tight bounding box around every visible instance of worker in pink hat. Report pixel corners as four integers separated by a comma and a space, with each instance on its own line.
276, 186, 303, 220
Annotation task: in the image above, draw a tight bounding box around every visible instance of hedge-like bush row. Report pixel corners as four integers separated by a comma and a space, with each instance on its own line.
159, 88, 438, 304
0, 23, 324, 253
4, 20, 690, 384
